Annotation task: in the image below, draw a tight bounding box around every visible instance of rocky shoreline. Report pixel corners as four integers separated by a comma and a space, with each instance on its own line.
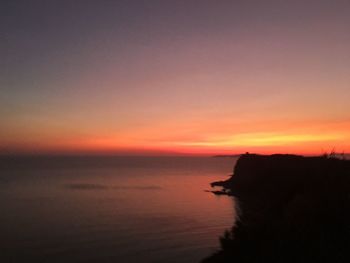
202, 153, 350, 262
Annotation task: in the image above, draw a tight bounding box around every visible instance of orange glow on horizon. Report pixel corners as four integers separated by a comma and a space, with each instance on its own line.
3, 118, 349, 156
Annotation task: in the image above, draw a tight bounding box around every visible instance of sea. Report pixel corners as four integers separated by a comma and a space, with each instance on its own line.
0, 156, 238, 263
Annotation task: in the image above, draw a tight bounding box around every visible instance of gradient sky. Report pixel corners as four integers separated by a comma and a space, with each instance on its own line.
1, 0, 350, 155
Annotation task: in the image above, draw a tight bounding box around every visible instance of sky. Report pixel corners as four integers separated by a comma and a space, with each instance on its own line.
1, 0, 350, 155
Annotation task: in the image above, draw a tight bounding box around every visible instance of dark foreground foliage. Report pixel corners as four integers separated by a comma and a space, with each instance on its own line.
203, 154, 350, 263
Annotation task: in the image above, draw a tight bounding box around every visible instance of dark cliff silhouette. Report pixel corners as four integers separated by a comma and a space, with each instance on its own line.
203, 154, 350, 263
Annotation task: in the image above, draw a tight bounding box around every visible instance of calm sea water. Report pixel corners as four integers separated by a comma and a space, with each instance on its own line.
0, 156, 237, 263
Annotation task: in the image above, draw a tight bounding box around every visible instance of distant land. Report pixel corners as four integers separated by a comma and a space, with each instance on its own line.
213, 154, 242, 158
213, 152, 350, 159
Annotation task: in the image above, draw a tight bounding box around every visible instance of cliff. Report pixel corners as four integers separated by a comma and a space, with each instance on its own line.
203, 154, 350, 263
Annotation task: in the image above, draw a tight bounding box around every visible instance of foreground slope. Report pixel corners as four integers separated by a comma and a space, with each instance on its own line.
203, 154, 350, 263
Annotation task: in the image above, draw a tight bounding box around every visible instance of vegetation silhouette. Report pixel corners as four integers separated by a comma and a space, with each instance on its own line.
203, 153, 350, 263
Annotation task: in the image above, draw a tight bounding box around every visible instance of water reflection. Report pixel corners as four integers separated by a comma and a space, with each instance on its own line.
0, 156, 237, 263
66, 183, 163, 191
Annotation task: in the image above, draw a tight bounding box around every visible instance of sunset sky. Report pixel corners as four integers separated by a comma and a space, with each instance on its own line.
1, 0, 350, 155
